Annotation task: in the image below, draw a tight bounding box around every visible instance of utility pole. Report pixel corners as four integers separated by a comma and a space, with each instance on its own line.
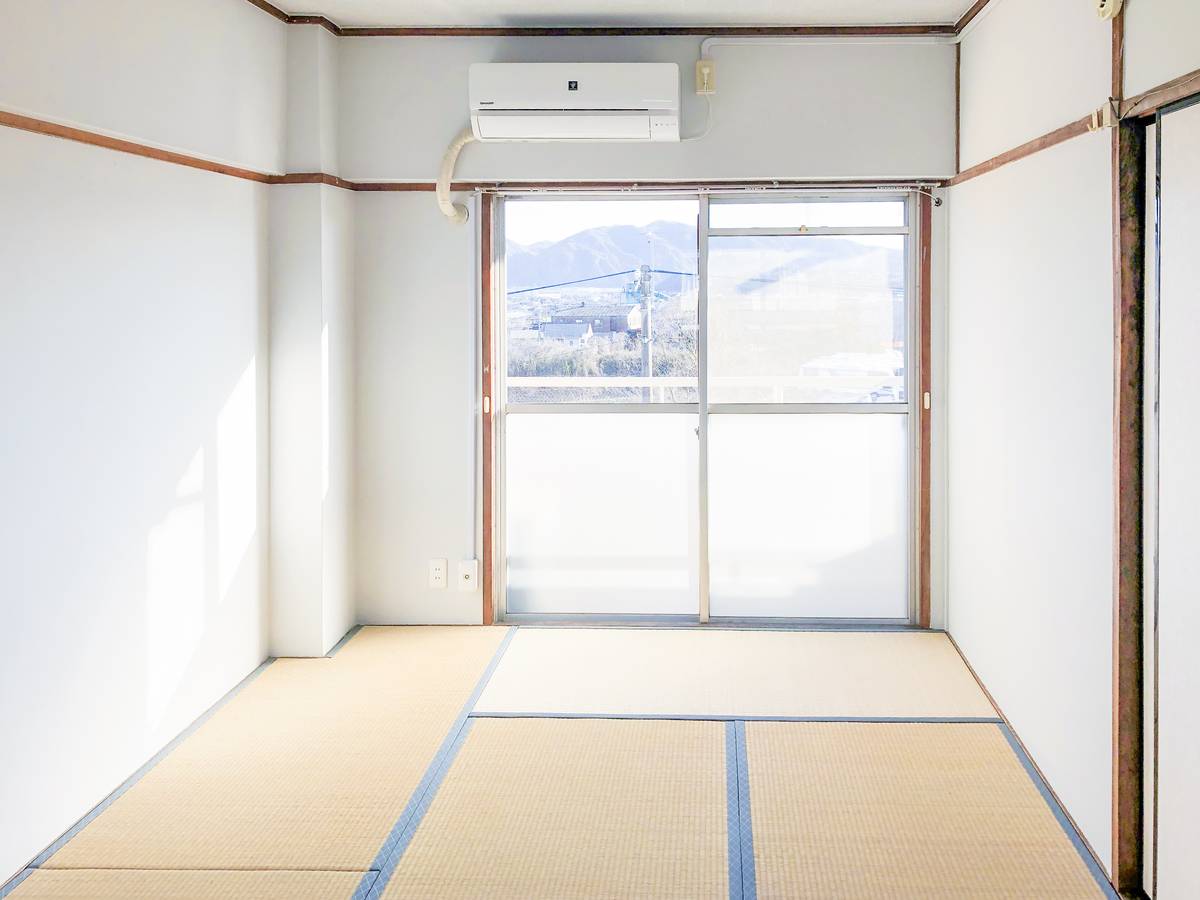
638, 264, 653, 401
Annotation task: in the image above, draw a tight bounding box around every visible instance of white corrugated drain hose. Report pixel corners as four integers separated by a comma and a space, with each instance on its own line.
437, 126, 476, 224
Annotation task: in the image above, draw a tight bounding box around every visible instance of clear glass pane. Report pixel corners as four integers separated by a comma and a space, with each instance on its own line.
708, 414, 908, 619
504, 199, 699, 404
505, 413, 699, 615
708, 235, 906, 404
709, 200, 905, 230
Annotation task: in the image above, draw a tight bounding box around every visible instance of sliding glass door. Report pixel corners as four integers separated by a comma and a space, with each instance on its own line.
500, 198, 702, 617
704, 198, 912, 620
497, 193, 916, 622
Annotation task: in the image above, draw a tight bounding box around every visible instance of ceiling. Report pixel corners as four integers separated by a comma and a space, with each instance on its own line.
278, 1, 978, 29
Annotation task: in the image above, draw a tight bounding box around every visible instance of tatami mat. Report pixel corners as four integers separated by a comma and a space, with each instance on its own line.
745, 722, 1106, 899
7, 869, 367, 899
382, 718, 729, 899
38, 626, 508, 872
475, 628, 996, 718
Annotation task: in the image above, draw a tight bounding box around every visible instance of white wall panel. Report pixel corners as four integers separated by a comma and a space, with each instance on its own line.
268, 187, 326, 655
285, 25, 342, 174
1124, 0, 1200, 98
354, 193, 481, 624
320, 186, 357, 649
0, 0, 287, 172
268, 185, 357, 656
959, 0, 1109, 169
947, 130, 1114, 870
0, 127, 270, 882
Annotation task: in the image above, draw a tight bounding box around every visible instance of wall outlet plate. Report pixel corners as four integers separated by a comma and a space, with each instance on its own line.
458, 559, 480, 592
428, 558, 448, 589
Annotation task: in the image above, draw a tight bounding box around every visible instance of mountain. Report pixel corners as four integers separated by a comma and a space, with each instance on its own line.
505, 220, 902, 297
506, 221, 699, 294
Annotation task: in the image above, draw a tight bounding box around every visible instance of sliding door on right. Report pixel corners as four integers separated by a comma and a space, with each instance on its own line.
1151, 96, 1200, 900
705, 196, 914, 621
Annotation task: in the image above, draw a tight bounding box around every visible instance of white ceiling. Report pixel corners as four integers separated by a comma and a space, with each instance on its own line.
282, 1, 977, 29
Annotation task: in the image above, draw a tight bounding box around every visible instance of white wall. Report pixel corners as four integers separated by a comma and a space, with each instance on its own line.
947, 129, 1115, 869
354, 193, 482, 624
285, 25, 341, 174
948, 0, 1200, 879
268, 187, 325, 654
338, 36, 957, 181
958, 0, 1110, 168
950, 0, 1120, 868
0, 0, 286, 879
0, 127, 270, 881
0, 0, 287, 173
320, 187, 357, 649
268, 185, 356, 655
1124, 0, 1200, 98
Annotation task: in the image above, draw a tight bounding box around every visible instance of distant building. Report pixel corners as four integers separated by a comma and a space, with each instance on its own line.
550, 303, 643, 334
540, 322, 594, 347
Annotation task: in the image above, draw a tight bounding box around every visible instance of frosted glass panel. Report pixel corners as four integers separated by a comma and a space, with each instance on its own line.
709, 414, 908, 619
505, 414, 699, 615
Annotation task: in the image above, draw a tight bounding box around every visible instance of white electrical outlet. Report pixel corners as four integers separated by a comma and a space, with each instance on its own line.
458, 559, 480, 591
428, 558, 448, 589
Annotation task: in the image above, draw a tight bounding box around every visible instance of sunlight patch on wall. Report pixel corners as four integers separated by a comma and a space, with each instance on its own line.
145, 448, 205, 729
218, 359, 258, 600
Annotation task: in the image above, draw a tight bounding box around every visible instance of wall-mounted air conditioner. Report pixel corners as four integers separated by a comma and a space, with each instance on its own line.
468, 63, 680, 142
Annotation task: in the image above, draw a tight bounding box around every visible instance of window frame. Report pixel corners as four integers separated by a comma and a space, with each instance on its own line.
483, 188, 930, 626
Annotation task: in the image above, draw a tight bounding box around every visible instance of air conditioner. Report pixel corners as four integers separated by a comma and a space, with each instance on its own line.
468, 63, 680, 143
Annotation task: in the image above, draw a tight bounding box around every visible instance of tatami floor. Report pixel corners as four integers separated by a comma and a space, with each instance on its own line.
3, 627, 1114, 899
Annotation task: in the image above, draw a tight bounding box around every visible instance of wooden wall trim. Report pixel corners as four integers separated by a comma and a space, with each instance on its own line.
243, 0, 341, 33
352, 178, 940, 192
479, 193, 496, 626
1110, 10, 1145, 896
0, 109, 276, 182
271, 171, 360, 189
954, 43, 962, 173
943, 115, 1093, 187
954, 0, 993, 34
1111, 114, 1146, 900
917, 193, 933, 628
0, 111, 953, 190
287, 15, 342, 34
1122, 67, 1200, 120
1111, 7, 1125, 101
242, 0, 976, 37
243, 0, 290, 23
337, 24, 957, 37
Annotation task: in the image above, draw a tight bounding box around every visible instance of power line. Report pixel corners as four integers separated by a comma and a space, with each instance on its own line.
507, 268, 698, 296
507, 270, 634, 295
